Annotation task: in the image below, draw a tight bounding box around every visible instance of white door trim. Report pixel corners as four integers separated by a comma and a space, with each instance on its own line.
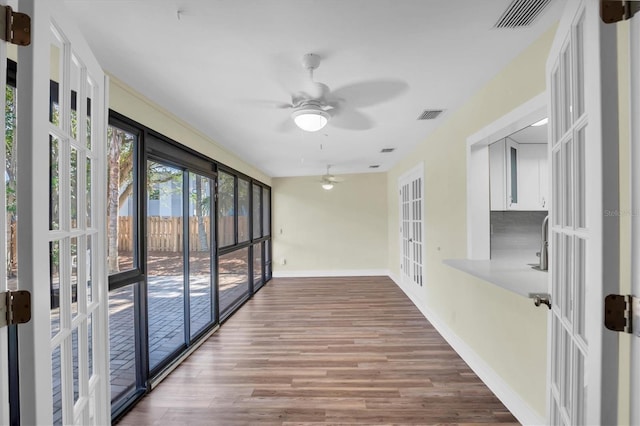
629, 12, 640, 426
466, 93, 547, 259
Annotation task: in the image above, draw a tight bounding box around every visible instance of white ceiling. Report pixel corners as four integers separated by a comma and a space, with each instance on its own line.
65, 0, 564, 178
508, 122, 548, 144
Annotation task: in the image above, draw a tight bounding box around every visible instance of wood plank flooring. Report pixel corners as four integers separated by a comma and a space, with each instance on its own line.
117, 276, 519, 425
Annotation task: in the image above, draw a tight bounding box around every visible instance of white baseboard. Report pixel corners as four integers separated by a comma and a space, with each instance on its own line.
388, 275, 545, 426
273, 269, 390, 278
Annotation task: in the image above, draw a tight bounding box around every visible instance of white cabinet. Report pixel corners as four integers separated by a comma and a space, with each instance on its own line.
489, 139, 548, 211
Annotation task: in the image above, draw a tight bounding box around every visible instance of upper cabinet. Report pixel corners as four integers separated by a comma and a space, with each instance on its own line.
490, 138, 548, 211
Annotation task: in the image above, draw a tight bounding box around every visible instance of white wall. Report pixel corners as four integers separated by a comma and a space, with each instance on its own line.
272, 173, 388, 276
386, 25, 558, 419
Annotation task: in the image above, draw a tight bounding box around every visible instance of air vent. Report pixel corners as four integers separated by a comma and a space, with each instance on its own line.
369, 165, 380, 169
417, 110, 443, 120
494, 0, 552, 28
380, 148, 395, 153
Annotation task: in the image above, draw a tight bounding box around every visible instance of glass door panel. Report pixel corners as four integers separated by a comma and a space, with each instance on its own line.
253, 243, 263, 290
108, 284, 138, 404
146, 161, 185, 371
252, 185, 261, 239
188, 172, 213, 338
219, 248, 249, 317
237, 178, 249, 243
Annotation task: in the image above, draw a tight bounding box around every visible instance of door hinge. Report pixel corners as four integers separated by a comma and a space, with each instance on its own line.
604, 294, 639, 337
0, 5, 30, 46
601, 0, 640, 23
0, 290, 31, 328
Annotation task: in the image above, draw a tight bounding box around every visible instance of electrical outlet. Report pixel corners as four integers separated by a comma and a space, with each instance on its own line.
281, 258, 286, 265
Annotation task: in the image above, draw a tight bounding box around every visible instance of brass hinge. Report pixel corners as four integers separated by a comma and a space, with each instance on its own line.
604, 294, 639, 336
0, 290, 31, 328
0, 5, 30, 46
601, 0, 640, 23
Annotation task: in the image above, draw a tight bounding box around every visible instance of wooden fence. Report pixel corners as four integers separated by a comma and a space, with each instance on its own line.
118, 216, 247, 252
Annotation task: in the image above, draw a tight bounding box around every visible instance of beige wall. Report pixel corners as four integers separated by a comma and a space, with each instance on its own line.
109, 76, 271, 185
272, 173, 388, 274
386, 26, 558, 417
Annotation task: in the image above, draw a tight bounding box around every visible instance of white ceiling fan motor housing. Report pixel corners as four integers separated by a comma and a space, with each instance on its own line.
302, 53, 321, 71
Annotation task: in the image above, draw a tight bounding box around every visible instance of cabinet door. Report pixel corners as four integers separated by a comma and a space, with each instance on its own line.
506, 139, 520, 209
489, 139, 506, 211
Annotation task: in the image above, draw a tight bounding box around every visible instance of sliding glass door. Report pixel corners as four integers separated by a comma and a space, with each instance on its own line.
107, 110, 270, 421
188, 172, 214, 338
146, 161, 216, 373
146, 161, 186, 371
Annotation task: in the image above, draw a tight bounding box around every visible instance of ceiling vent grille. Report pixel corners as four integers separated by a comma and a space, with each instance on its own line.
380, 148, 395, 153
494, 0, 552, 28
417, 110, 443, 120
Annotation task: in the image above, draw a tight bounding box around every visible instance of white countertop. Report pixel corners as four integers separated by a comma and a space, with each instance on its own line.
443, 250, 548, 298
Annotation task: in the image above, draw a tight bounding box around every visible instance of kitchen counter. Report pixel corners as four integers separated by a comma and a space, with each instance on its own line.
443, 250, 548, 298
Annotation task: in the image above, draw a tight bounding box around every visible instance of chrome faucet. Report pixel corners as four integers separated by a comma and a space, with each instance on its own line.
539, 215, 549, 271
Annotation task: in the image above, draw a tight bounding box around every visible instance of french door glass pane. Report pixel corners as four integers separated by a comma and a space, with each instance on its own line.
70, 56, 81, 141
107, 125, 136, 274
189, 173, 213, 338
49, 39, 63, 127
5, 85, 17, 291
109, 284, 137, 403
218, 171, 235, 247
252, 185, 261, 239
50, 135, 60, 230
50, 240, 61, 337
52, 345, 62, 425
147, 161, 185, 371
238, 178, 249, 243
263, 188, 271, 236
219, 248, 249, 316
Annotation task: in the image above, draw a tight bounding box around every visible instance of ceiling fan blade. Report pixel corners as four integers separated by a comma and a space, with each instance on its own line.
329, 79, 409, 108
330, 108, 374, 131
240, 99, 293, 109
276, 117, 296, 133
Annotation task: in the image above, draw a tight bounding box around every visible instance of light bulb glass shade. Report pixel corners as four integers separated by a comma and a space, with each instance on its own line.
292, 108, 329, 132
322, 182, 334, 190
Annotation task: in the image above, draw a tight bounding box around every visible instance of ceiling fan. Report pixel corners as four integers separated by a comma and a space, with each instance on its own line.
320, 165, 344, 190
257, 53, 408, 132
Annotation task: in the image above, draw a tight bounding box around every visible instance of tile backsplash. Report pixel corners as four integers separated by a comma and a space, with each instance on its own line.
490, 211, 548, 257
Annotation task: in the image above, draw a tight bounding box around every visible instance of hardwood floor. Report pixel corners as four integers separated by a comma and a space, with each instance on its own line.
118, 276, 519, 425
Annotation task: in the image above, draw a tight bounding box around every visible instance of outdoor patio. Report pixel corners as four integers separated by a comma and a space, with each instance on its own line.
50, 252, 254, 425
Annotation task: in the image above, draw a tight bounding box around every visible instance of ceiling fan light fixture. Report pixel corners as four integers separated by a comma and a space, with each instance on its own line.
292, 106, 329, 132
322, 182, 334, 190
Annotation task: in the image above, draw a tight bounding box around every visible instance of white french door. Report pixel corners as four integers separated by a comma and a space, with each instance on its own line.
0, 2, 14, 423
399, 164, 424, 293
16, 0, 109, 424
546, 0, 619, 424
630, 10, 640, 426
